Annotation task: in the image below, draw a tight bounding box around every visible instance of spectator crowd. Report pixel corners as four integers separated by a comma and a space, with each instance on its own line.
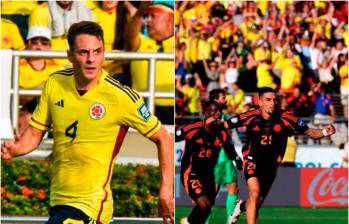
175, 1, 348, 130
1, 0, 175, 125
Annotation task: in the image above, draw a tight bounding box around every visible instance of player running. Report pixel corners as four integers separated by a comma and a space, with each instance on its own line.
226, 87, 336, 224
180, 100, 241, 224
1, 21, 174, 224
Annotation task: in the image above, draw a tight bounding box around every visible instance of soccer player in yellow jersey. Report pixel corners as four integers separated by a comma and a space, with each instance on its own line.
1, 21, 174, 224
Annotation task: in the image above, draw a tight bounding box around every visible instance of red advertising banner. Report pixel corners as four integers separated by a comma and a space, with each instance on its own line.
300, 168, 348, 207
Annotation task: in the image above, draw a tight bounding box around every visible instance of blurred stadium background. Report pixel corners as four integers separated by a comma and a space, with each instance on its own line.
175, 1, 348, 224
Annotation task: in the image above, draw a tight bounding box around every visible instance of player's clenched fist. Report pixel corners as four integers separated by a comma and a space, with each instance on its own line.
323, 124, 336, 136
1, 140, 16, 160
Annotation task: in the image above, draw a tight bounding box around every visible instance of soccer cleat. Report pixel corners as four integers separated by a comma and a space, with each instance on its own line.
229, 199, 243, 224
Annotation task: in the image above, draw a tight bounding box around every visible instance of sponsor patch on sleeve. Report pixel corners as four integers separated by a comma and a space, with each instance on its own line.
137, 103, 151, 121
230, 117, 238, 124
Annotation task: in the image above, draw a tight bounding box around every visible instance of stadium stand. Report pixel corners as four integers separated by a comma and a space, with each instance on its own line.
175, 1, 348, 145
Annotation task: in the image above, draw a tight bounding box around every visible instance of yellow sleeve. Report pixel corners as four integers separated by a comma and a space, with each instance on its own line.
119, 92, 161, 138
30, 78, 52, 131
10, 21, 25, 50
29, 4, 50, 28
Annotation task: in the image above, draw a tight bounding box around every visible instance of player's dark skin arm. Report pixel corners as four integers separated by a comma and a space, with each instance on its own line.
1, 126, 45, 160
223, 138, 243, 170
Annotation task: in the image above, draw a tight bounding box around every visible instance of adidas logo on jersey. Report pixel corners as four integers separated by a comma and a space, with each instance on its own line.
252, 125, 260, 131
54, 99, 64, 107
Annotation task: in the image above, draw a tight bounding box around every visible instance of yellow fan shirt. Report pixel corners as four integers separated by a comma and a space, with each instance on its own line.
19, 59, 63, 89
1, 18, 25, 50
130, 34, 174, 106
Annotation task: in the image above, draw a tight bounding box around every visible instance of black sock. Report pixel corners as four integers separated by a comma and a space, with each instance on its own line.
188, 205, 212, 224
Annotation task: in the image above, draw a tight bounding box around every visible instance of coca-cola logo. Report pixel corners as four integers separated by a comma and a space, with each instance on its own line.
307, 169, 348, 205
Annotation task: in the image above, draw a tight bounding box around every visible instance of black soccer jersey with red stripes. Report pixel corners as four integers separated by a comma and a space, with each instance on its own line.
228, 109, 308, 164
180, 127, 236, 185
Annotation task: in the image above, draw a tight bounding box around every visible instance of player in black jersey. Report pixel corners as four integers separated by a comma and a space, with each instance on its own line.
227, 87, 336, 224
180, 100, 240, 224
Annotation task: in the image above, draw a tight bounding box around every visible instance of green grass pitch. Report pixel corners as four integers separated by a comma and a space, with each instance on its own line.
176, 207, 348, 224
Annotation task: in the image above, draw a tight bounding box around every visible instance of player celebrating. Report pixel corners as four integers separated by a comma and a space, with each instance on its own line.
227, 87, 335, 224
208, 89, 241, 224
180, 100, 240, 224
177, 89, 242, 224
1, 21, 174, 224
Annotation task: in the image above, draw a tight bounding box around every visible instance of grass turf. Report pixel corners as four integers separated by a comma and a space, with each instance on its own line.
176, 207, 348, 224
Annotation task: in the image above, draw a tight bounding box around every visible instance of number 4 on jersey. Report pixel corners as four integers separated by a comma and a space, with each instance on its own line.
65, 120, 78, 143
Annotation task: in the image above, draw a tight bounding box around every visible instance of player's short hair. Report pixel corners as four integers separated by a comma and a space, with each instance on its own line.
203, 100, 219, 113
67, 21, 104, 50
209, 88, 225, 101
258, 87, 276, 97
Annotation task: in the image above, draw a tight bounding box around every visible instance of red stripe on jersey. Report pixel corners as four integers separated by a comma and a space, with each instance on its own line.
282, 112, 298, 123
242, 160, 248, 172
281, 118, 291, 127
243, 116, 256, 127
183, 121, 203, 132
97, 126, 128, 224
242, 148, 250, 158
183, 156, 192, 193
221, 131, 227, 142
186, 129, 199, 140
240, 109, 261, 120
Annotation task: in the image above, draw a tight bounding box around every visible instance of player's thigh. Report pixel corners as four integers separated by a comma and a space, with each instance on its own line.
225, 182, 238, 194
246, 177, 261, 200
194, 195, 214, 211
259, 168, 277, 199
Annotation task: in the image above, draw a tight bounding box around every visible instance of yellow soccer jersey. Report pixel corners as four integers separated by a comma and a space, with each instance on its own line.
30, 68, 161, 223
130, 34, 174, 106
19, 59, 63, 89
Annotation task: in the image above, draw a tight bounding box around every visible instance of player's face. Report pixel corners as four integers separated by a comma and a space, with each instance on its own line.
259, 92, 277, 115
205, 103, 221, 121
68, 34, 105, 83
216, 93, 227, 106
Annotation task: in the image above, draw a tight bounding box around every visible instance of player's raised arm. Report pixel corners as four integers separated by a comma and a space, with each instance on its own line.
222, 132, 243, 170
1, 126, 45, 160
304, 124, 336, 139
149, 126, 174, 224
